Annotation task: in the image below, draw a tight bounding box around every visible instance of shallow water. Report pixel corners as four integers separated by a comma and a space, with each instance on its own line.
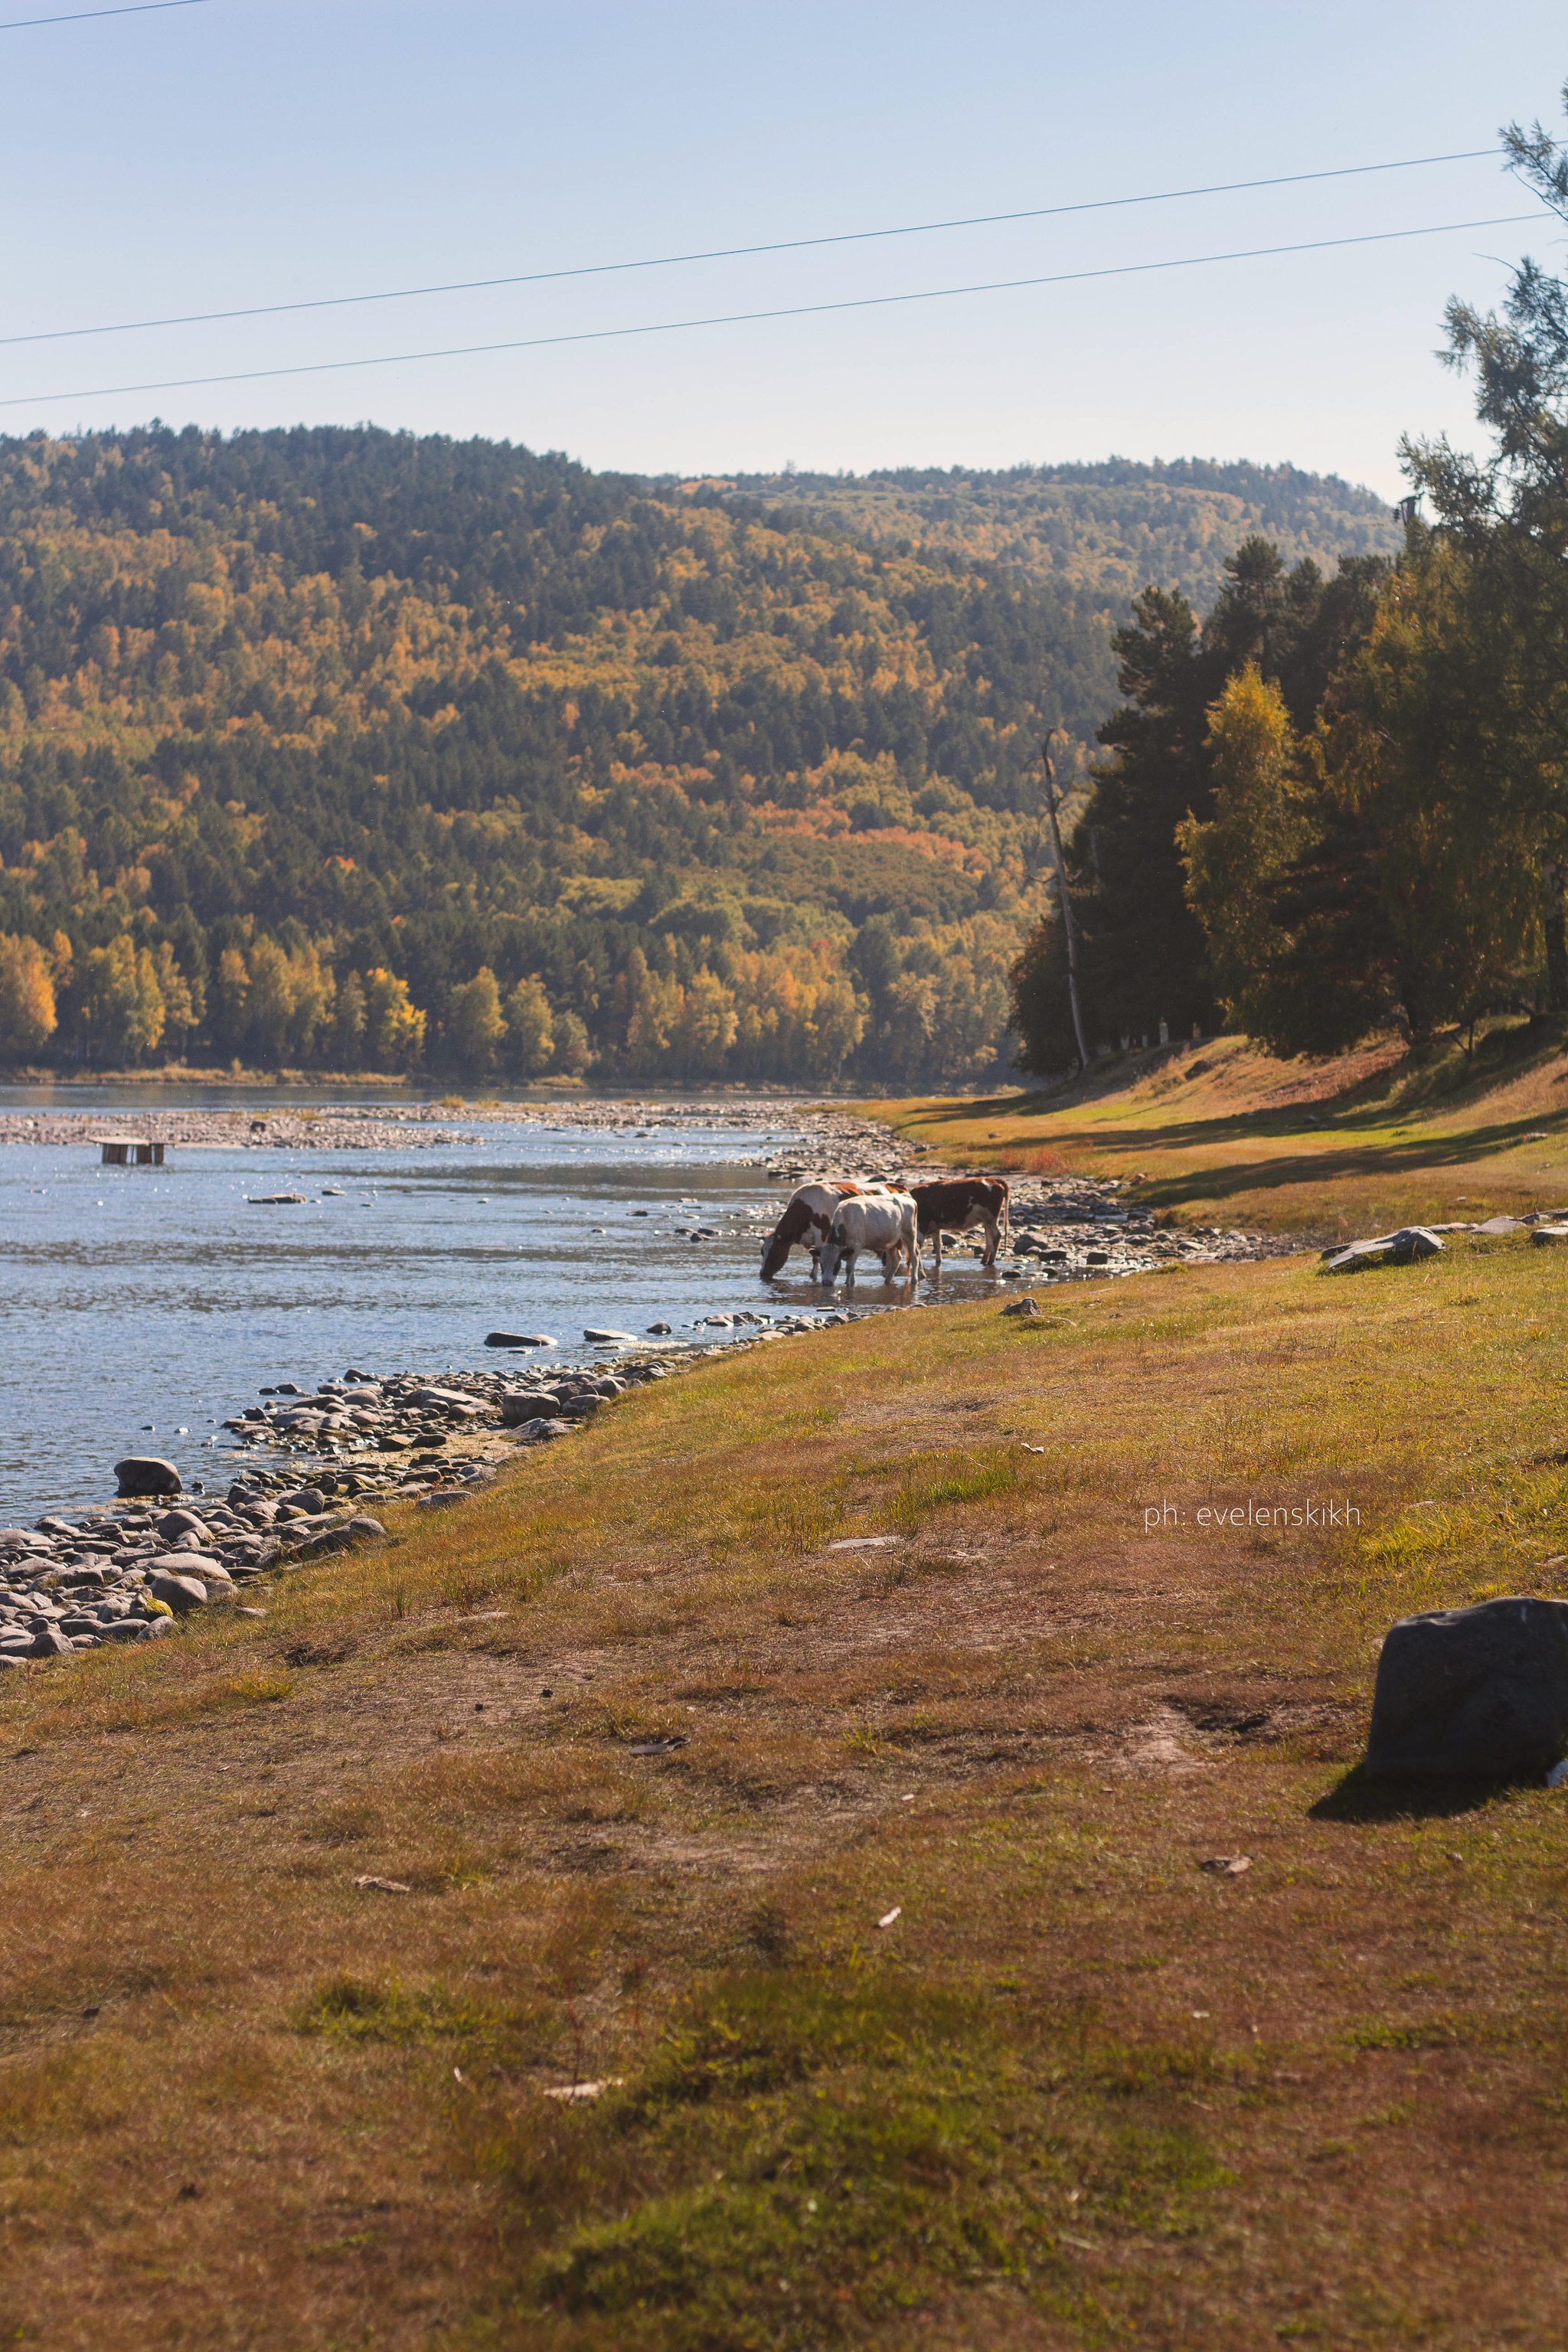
0, 1105, 857, 1519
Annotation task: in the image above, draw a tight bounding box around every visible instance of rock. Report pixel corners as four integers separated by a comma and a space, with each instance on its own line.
1475, 1216, 1527, 1234
147, 1550, 230, 1583
348, 1517, 387, 1541
511, 1417, 573, 1443
114, 1455, 182, 1498
499, 1389, 563, 1426
0, 1654, 27, 1671
1365, 1596, 1568, 1779
276, 1488, 326, 1515
146, 1616, 178, 1640
148, 1570, 208, 1612
1001, 1295, 1043, 1319
484, 1331, 557, 1348
583, 1328, 639, 1344
1531, 1227, 1568, 1247
246, 1192, 306, 1205
1323, 1227, 1444, 1274
28, 1625, 74, 1658
416, 1491, 470, 1509
101, 1619, 151, 1644
156, 1508, 210, 1544
646, 1321, 673, 1335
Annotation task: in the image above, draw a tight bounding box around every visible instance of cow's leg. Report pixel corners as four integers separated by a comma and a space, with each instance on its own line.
981, 1212, 999, 1268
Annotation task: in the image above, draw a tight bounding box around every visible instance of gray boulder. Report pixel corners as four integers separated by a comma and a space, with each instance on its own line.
115, 1455, 182, 1498
1366, 1595, 1568, 1778
156, 1508, 210, 1544
148, 1570, 208, 1612
499, 1389, 563, 1426
1323, 1228, 1444, 1275
28, 1625, 74, 1658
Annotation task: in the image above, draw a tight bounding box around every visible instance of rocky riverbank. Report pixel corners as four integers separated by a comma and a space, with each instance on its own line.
1, 1102, 1298, 1667
0, 1095, 848, 1154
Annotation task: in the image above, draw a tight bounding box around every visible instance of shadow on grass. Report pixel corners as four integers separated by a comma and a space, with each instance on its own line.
1309, 1761, 1522, 1823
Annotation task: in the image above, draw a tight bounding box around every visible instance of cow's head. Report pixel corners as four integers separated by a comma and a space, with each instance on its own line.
816, 1221, 849, 1285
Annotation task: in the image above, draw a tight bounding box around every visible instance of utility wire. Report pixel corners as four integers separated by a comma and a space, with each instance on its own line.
0, 145, 1504, 349
0, 0, 204, 27
2, 213, 1536, 411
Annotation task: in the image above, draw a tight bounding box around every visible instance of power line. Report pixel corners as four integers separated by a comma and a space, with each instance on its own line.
0, 146, 1504, 350
0, 0, 204, 27
2, 213, 1535, 411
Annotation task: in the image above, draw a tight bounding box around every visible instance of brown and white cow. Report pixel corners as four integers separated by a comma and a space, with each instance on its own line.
910, 1176, 1011, 1270
818, 1190, 920, 1287
760, 1180, 877, 1280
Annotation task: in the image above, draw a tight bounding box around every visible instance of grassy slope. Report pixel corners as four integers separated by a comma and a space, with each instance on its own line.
871, 1022, 1568, 1240
5, 1235, 1568, 2347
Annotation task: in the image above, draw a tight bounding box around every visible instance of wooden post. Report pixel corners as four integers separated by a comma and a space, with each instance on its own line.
1041, 731, 1090, 1073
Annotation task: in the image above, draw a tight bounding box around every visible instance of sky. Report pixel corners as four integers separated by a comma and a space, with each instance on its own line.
2, 0, 1563, 499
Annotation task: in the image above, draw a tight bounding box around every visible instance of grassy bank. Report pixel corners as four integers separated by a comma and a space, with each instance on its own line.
871, 1022, 1568, 1240
5, 1230, 1568, 2347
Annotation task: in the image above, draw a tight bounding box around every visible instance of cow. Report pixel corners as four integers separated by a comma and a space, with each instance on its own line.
818, 1190, 920, 1287
910, 1176, 1011, 1271
760, 1180, 877, 1280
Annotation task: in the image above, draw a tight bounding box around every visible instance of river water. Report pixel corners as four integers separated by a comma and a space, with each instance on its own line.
0, 1092, 901, 1521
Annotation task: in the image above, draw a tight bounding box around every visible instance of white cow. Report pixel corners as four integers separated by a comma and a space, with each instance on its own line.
817, 1190, 920, 1287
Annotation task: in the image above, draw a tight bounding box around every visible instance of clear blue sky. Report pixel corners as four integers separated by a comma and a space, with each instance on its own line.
2, 0, 1563, 498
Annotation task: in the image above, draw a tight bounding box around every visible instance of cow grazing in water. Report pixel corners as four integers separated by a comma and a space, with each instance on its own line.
910, 1176, 1011, 1270
818, 1190, 920, 1286
760, 1180, 874, 1280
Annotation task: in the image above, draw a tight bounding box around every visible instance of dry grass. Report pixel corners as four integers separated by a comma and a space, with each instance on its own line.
6, 1237, 1568, 2344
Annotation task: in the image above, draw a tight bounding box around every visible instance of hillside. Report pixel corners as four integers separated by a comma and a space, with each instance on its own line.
0, 432, 1396, 1086
708, 459, 1402, 614
868, 1016, 1568, 1238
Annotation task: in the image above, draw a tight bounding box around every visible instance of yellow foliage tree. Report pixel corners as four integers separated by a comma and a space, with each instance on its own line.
0, 933, 57, 1057
364, 968, 426, 1069
502, 975, 554, 1077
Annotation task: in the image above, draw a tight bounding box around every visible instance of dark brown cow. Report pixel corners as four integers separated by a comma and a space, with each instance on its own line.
760, 1180, 876, 1279
910, 1177, 1011, 1270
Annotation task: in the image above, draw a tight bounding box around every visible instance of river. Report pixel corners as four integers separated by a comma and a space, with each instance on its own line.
0, 1089, 896, 1521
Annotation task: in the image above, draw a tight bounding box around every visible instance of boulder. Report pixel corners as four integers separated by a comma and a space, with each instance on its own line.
114, 1456, 182, 1498
511, 1417, 573, 1443
484, 1331, 557, 1348
28, 1625, 74, 1658
1323, 1228, 1444, 1275
148, 1570, 208, 1612
1001, 1295, 1043, 1319
156, 1508, 210, 1544
416, 1491, 470, 1510
101, 1619, 151, 1644
583, 1327, 639, 1344
499, 1389, 563, 1426
1366, 1595, 1568, 1779
1531, 1227, 1568, 1247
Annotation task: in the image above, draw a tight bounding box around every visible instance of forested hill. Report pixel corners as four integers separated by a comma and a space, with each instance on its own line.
0, 427, 1390, 1087
708, 461, 1402, 615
